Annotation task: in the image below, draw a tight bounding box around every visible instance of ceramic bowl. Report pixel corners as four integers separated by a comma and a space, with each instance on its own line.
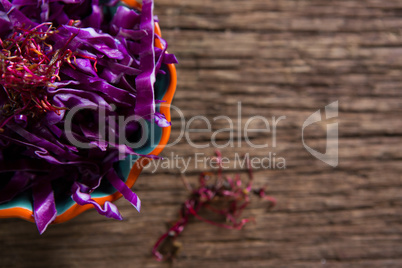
0, 21, 177, 224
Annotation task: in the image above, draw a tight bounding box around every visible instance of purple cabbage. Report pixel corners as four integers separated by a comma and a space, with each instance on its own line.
0, 0, 178, 233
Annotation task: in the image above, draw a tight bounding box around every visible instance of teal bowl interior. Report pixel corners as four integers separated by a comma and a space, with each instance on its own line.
0, 64, 172, 215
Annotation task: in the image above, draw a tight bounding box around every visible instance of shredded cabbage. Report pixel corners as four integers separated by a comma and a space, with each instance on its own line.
0, 0, 177, 233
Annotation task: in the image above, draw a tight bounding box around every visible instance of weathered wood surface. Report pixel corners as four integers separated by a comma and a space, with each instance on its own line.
1, 0, 402, 267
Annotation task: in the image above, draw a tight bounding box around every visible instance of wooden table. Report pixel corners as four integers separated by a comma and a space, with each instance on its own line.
1, 0, 402, 267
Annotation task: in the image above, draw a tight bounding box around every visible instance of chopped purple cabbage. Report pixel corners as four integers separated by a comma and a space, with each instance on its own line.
0, 0, 178, 233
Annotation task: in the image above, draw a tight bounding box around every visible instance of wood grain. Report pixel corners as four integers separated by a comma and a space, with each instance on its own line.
1, 0, 402, 267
